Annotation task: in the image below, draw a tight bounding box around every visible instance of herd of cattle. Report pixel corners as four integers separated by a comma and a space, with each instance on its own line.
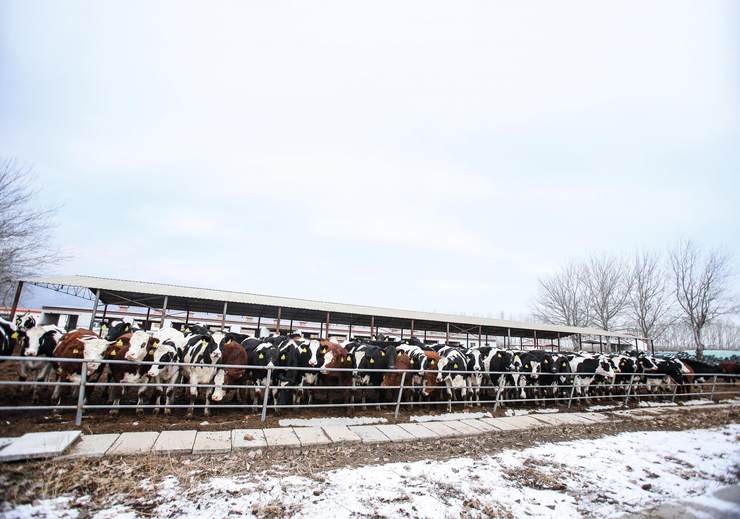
1, 314, 738, 417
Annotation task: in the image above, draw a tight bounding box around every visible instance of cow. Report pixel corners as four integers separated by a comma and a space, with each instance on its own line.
246, 340, 280, 406
104, 321, 135, 341
346, 343, 390, 409
50, 329, 109, 407
679, 358, 721, 393
465, 347, 485, 406
295, 337, 324, 404
0, 316, 23, 359
20, 324, 64, 402
436, 346, 468, 411
147, 336, 187, 415
271, 337, 301, 408
211, 340, 249, 403
568, 353, 617, 403
14, 313, 36, 332
384, 347, 441, 406
317, 340, 352, 406
103, 332, 156, 415
482, 349, 515, 403
181, 334, 222, 417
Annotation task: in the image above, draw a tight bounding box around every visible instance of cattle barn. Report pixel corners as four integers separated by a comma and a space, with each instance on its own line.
7, 275, 651, 353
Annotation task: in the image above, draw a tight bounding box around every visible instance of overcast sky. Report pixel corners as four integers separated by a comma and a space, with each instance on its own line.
1, 1, 738, 318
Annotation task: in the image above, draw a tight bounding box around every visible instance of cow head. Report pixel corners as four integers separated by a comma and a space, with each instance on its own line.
125, 331, 154, 361
147, 342, 177, 378
297, 339, 323, 367
82, 337, 110, 375
636, 355, 658, 372
15, 313, 36, 331
105, 321, 132, 341
319, 342, 349, 374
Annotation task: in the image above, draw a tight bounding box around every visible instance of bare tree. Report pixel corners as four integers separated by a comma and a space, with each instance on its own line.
532, 261, 591, 348
669, 240, 738, 360
627, 251, 674, 342
580, 255, 632, 347
0, 158, 60, 305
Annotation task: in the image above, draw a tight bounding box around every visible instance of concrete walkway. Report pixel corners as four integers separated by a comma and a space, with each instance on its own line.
0, 403, 736, 462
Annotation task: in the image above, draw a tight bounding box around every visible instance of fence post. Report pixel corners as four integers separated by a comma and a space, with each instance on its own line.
622, 374, 634, 407
709, 375, 718, 401
493, 375, 506, 412
394, 371, 406, 419
75, 361, 87, 426
260, 368, 272, 422
567, 378, 577, 409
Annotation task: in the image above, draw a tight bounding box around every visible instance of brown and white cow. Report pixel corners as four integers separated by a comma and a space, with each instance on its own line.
51, 329, 109, 407
317, 340, 352, 405
211, 340, 249, 403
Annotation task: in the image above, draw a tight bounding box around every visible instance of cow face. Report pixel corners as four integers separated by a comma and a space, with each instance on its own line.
636, 355, 657, 371
253, 343, 278, 369
105, 322, 132, 341
616, 356, 635, 374
15, 313, 36, 331
147, 343, 177, 378
319, 343, 349, 374
125, 331, 154, 361
297, 339, 323, 367
82, 337, 110, 375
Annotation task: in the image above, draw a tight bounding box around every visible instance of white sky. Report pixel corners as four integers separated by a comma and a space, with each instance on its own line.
1, 1, 739, 316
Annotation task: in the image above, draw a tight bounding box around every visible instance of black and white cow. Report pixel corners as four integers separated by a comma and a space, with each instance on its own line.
20, 324, 64, 402
568, 353, 617, 402
181, 333, 222, 416
436, 346, 468, 411
0, 316, 22, 358
146, 335, 187, 415
465, 347, 485, 406
295, 337, 324, 404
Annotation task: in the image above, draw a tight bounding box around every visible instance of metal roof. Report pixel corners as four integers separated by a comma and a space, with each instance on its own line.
20, 275, 645, 341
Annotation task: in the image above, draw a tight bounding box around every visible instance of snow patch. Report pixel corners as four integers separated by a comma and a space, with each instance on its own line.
505, 408, 560, 416
278, 416, 388, 427
586, 404, 621, 411
638, 401, 678, 407
410, 411, 492, 422
682, 399, 715, 406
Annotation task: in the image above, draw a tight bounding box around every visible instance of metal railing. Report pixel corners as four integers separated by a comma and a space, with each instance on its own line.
0, 355, 737, 426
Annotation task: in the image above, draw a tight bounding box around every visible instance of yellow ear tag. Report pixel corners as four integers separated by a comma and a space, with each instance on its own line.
116, 340, 123, 346
280, 354, 286, 360
453, 363, 459, 368
369, 358, 375, 364
11, 332, 18, 339
258, 353, 264, 359
497, 353, 501, 358
200, 339, 207, 346
397, 351, 402, 357
148, 349, 155, 355
110, 350, 117, 357
302, 347, 308, 353
72, 349, 79, 354
380, 351, 385, 356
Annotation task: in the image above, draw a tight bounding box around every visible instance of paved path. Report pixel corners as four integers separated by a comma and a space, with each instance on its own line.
0, 403, 736, 462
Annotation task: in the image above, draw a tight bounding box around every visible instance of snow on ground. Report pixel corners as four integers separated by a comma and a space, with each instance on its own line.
682, 399, 716, 406
6, 425, 738, 518
278, 416, 387, 427
585, 403, 621, 411
409, 411, 491, 422
505, 408, 559, 416
638, 400, 678, 407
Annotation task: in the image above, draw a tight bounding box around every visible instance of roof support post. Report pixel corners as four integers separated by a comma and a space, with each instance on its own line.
578, 333, 583, 351
325, 312, 330, 339
446, 323, 450, 343
160, 295, 168, 329
519, 336, 523, 348
466, 331, 469, 347
185, 309, 190, 324
507, 328, 511, 348
651, 338, 655, 355
370, 316, 375, 339
410, 319, 415, 336
616, 336, 621, 353
289, 319, 293, 334
145, 307, 151, 331
275, 307, 282, 334
88, 289, 101, 331
424, 329, 427, 342
101, 304, 108, 325
221, 302, 228, 332
534, 329, 538, 349
598, 335, 603, 354
348, 321, 352, 340
634, 338, 638, 350
557, 333, 561, 352
9, 280, 23, 322
257, 316, 261, 336
478, 326, 482, 347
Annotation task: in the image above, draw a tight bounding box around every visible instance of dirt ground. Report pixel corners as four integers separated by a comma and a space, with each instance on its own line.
0, 405, 737, 512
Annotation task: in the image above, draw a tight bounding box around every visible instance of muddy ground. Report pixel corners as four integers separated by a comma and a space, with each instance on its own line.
0, 405, 737, 513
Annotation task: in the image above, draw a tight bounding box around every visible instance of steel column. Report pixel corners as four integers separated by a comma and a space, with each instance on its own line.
507, 328, 511, 348
145, 307, 151, 330
557, 333, 561, 352
411, 320, 415, 336
8, 281, 23, 321
394, 372, 407, 418
159, 295, 168, 328
348, 322, 352, 339
221, 302, 228, 332
88, 289, 101, 330
446, 323, 450, 343
275, 307, 282, 334
185, 309, 190, 324
260, 368, 272, 421
370, 316, 375, 338
478, 326, 482, 347
534, 329, 538, 349
74, 361, 88, 426
325, 312, 330, 339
